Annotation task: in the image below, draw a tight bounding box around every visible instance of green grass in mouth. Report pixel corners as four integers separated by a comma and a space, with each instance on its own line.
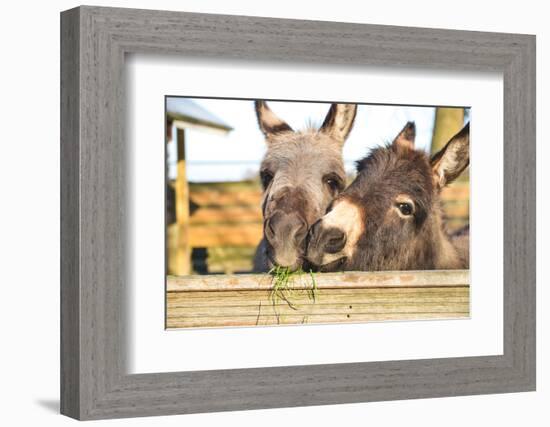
267, 266, 318, 322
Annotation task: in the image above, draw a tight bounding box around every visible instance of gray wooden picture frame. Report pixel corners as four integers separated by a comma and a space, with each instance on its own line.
60, 5, 536, 420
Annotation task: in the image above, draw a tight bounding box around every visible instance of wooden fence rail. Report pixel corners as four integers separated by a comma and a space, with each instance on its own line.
166, 270, 470, 329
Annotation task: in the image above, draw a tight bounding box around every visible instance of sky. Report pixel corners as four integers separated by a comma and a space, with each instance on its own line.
167, 98, 438, 182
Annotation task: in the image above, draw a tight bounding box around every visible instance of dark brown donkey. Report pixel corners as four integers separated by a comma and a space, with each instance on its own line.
306, 121, 470, 272
253, 100, 357, 272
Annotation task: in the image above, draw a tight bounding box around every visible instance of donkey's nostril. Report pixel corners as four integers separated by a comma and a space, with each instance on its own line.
265, 212, 306, 248
308, 219, 322, 240
266, 219, 276, 237
265, 212, 282, 240
324, 228, 347, 254
293, 221, 308, 246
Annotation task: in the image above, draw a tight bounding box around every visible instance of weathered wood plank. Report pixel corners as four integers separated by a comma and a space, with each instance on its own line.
188, 223, 263, 247
167, 288, 469, 308
166, 270, 469, 329
189, 189, 262, 207
167, 311, 469, 329
169, 302, 470, 317
189, 206, 262, 225
167, 270, 469, 292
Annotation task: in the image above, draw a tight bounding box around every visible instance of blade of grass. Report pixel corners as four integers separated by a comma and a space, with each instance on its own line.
309, 269, 318, 302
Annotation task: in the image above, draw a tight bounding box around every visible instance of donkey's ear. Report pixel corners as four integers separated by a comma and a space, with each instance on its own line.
430, 122, 470, 188
255, 100, 293, 138
319, 104, 357, 144
392, 121, 416, 150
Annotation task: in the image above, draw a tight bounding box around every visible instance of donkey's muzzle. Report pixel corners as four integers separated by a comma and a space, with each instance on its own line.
264, 211, 308, 269
305, 221, 347, 267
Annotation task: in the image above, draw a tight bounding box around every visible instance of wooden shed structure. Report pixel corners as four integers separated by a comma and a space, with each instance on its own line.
166, 98, 233, 275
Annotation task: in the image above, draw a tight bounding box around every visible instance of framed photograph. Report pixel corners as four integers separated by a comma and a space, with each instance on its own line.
163, 97, 472, 330
61, 6, 536, 420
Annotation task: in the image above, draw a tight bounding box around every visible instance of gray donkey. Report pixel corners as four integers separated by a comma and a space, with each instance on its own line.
252, 100, 357, 272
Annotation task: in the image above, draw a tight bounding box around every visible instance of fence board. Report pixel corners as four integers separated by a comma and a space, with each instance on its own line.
167, 289, 469, 307
166, 270, 470, 329
167, 311, 469, 328
168, 270, 469, 291
189, 189, 262, 207
188, 223, 263, 247
189, 206, 262, 225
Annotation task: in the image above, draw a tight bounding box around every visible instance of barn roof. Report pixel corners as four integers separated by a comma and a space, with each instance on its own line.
166, 98, 233, 132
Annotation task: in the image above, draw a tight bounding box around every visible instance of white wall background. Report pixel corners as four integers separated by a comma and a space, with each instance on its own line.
0, 0, 546, 425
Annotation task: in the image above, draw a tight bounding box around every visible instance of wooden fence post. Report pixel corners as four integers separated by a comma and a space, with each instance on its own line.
431, 107, 465, 154
173, 128, 191, 275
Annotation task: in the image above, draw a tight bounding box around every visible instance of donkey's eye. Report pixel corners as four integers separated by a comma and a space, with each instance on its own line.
326, 179, 338, 191
324, 175, 343, 195
260, 170, 274, 189
397, 202, 414, 216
